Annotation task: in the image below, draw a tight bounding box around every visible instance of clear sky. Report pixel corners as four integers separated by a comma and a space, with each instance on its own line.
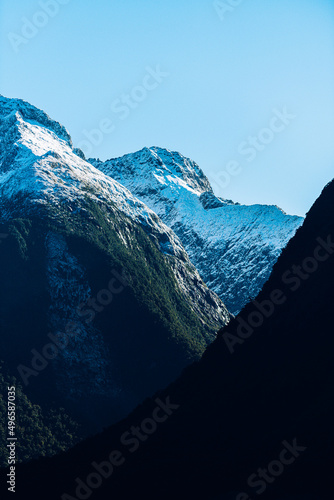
1, 0, 334, 216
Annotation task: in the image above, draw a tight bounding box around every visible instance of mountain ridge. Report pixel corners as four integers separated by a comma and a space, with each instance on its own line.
0, 96, 230, 455
0, 96, 229, 328
90, 146, 303, 314
11, 161, 334, 500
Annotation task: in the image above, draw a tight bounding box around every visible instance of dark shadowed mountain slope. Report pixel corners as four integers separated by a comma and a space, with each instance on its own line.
0, 96, 230, 461
11, 176, 334, 500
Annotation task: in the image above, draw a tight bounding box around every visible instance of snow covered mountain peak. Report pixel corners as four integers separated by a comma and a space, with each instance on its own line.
0, 95, 72, 148
91, 146, 213, 202
91, 149, 304, 315
0, 95, 303, 316
89, 146, 236, 221
0, 96, 230, 330
0, 97, 186, 261
146, 146, 213, 193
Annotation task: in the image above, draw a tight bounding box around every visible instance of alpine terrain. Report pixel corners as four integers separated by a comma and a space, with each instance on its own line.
90, 147, 303, 314
0, 95, 230, 461
13, 167, 334, 500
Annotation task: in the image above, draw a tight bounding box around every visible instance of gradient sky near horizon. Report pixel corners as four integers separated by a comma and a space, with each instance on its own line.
1, 0, 334, 216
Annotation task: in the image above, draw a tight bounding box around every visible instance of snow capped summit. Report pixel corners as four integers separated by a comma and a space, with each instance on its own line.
0, 95, 229, 329
94, 146, 213, 195
91, 148, 304, 315
90, 146, 235, 221
0, 95, 72, 148
0, 95, 303, 316
0, 98, 182, 257
0, 96, 235, 439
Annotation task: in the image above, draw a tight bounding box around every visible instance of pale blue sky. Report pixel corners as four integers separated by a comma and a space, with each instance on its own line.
1, 0, 334, 216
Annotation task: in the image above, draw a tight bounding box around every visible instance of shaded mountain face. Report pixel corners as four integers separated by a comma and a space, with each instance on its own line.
90, 147, 303, 315
15, 176, 334, 500
0, 96, 230, 447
